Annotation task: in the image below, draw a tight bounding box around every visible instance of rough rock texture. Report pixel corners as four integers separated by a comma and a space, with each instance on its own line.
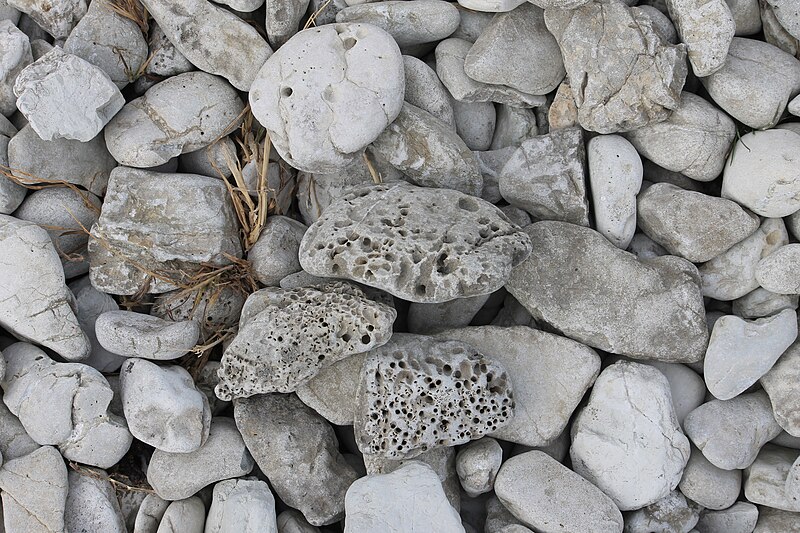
299, 182, 532, 303
355, 333, 514, 458
335, 1, 460, 48
570, 361, 690, 510
0, 19, 31, 116
295, 352, 365, 425
679, 444, 742, 510
96, 311, 200, 361
455, 438, 502, 497
234, 394, 359, 526
623, 490, 700, 533
743, 444, 800, 511
506, 221, 708, 362
757, 244, 800, 294
205, 478, 279, 533
64, 470, 127, 533
697, 502, 759, 533
667, 0, 735, 75
250, 23, 404, 173
761, 341, 800, 436
544, 0, 687, 133
7, 0, 86, 39
248, 216, 308, 286
216, 283, 396, 400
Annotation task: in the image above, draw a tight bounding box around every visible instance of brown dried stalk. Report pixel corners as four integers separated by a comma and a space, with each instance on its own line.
363, 151, 382, 184
0, 165, 101, 215
106, 0, 149, 35
304, 0, 334, 29
69, 462, 155, 494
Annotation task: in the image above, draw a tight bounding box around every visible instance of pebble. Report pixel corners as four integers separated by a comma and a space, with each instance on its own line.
696, 502, 760, 533
490, 105, 538, 150
756, 244, 800, 294
295, 352, 365, 425
402, 55, 456, 128
646, 361, 706, 425
152, 285, 245, 342
456, 0, 526, 12
142, 21, 195, 80
234, 393, 359, 525
0, 399, 38, 460
0, 20, 30, 116
623, 490, 700, 533
679, 444, 742, 510
744, 444, 800, 511
734, 287, 799, 319
205, 478, 278, 533
134, 494, 170, 533
761, 0, 800, 61
547, 81, 578, 131
587, 134, 643, 248
761, 340, 800, 436
407, 294, 489, 335
7, 0, 86, 39
277, 510, 320, 533
474, 147, 516, 203
96, 311, 200, 360
266, 0, 310, 49
667, 0, 736, 76
506, 221, 708, 362
335, 1, 460, 48
451, 99, 496, 152
455, 437, 502, 497
640, 4, 679, 42
728, 0, 761, 35
70, 278, 123, 373
157, 497, 206, 533
247, 216, 308, 286
766, 0, 800, 40
64, 469, 127, 533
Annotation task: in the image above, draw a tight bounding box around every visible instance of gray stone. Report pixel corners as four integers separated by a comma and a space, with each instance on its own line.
247, 216, 307, 286
0, 20, 31, 117
667, 0, 735, 76
451, 99, 495, 152
295, 352, 365, 425
761, 0, 800, 59
456, 0, 526, 11
451, 8, 493, 41
7, 0, 86, 39
766, 0, 800, 40
744, 444, 800, 511
205, 478, 278, 533
143, 21, 194, 79
266, 0, 311, 48
753, 505, 800, 533
474, 147, 515, 203
679, 444, 742, 510
456, 438, 502, 497
402, 55, 455, 128
727, 0, 761, 35
408, 294, 490, 335
0, 399, 37, 461
623, 490, 700, 533
646, 361, 706, 426
295, 164, 379, 224
336, 1, 460, 48
761, 341, 800, 436
639, 4, 678, 42
490, 105, 537, 150
757, 244, 800, 294
96, 311, 200, 361
484, 494, 532, 533
547, 81, 578, 131
734, 287, 799, 319
134, 494, 170, 533
69, 277, 124, 373
156, 497, 205, 533
65, 469, 126, 533
277, 510, 320, 533
178, 137, 235, 178
151, 284, 245, 343
0, 0, 19, 24
696, 502, 759, 533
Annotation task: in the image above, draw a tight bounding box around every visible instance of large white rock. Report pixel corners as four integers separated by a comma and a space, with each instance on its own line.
205, 478, 278, 533
666, 0, 735, 76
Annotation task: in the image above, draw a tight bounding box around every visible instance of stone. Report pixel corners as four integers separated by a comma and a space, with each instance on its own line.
792, 94, 800, 116
277, 511, 320, 533
63, 0, 148, 88
96, 311, 200, 361
587, 134, 643, 248
728, 0, 761, 35
88, 167, 242, 295
544, 0, 687, 133
697, 502, 759, 533
700, 218, 789, 301
157, 497, 206, 533
134, 494, 170, 533
490, 105, 538, 150
407, 294, 489, 335
723, 129, 800, 217
141, 0, 271, 91
147, 417, 254, 501
701, 38, 800, 129
247, 216, 307, 286
0, 20, 31, 117
623, 92, 737, 183
7, 0, 86, 39
8, 123, 116, 196
216, 283, 396, 400
506, 221, 708, 362
570, 361, 690, 510
762, 341, 800, 436
435, 38, 546, 107
402, 55, 455, 128
456, 0, 526, 12
757, 244, 800, 294
13, 48, 123, 141
355, 333, 514, 458
476, 147, 517, 204
640, 4, 679, 42
0, 400, 38, 460
684, 390, 783, 470
178, 137, 235, 178
464, 4, 564, 96
667, 0, 735, 76
299, 182, 532, 303
336, 1, 459, 48
734, 287, 799, 319
678, 444, 742, 510
295, 165, 377, 224
623, 490, 700, 533
151, 285, 245, 343
499, 127, 590, 226
434, 326, 600, 446
456, 438, 502, 497
767, 0, 800, 40
143, 21, 195, 79
250, 23, 403, 173
0, 446, 68, 533
0, 0, 19, 24
105, 72, 244, 168
295, 352, 365, 425
484, 494, 532, 533
704, 310, 797, 400
547, 81, 579, 131
761, 0, 800, 59
637, 182, 760, 262
0, 215, 90, 360
69, 278, 125, 373
205, 478, 278, 533
451, 99, 495, 152
344, 461, 463, 533
627, 233, 669, 259
744, 444, 800, 511
266, 0, 311, 48
65, 470, 126, 533
647, 361, 706, 425
371, 102, 483, 196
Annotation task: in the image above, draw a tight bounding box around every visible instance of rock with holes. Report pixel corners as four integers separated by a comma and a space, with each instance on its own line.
544, 0, 687, 133
250, 23, 404, 173
402, 55, 456, 128
64, 469, 127, 533
354, 333, 514, 459
744, 444, 800, 511
13, 48, 124, 141
1, 342, 133, 468
234, 393, 359, 526
104, 72, 244, 168
299, 182, 532, 303
667, 0, 735, 76
506, 221, 708, 362
0, 20, 31, 117
761, 340, 800, 436
757, 244, 800, 294
624, 490, 700, 533
335, 1, 460, 48
141, 0, 271, 91
216, 282, 396, 400
455, 437, 502, 497
247, 216, 308, 286
95, 311, 200, 361
205, 478, 278, 533
370, 102, 483, 196
7, 0, 86, 39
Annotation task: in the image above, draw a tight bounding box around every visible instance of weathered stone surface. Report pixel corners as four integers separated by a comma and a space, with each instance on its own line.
667, 0, 735, 75
679, 444, 742, 510
234, 394, 359, 526
295, 352, 365, 425
336, 1, 460, 47
474, 147, 516, 204
697, 502, 759, 533
205, 478, 278, 533
266, 0, 311, 48
402, 55, 455, 128
134, 493, 170, 533
623, 490, 700, 533
216, 283, 396, 400
571, 361, 690, 511
355, 333, 514, 458
547, 81, 578, 131
65, 469, 127, 533
506, 221, 708, 362
744, 444, 800, 511
761, 341, 800, 436
757, 244, 800, 294
7, 0, 86, 39
157, 497, 205, 533
639, 4, 679, 42
544, 0, 687, 133
490, 105, 538, 150
499, 127, 589, 226
761, 0, 800, 59
250, 23, 404, 173
96, 311, 200, 360
727, 0, 761, 35
455, 438, 502, 497
247, 216, 307, 286
0, 20, 31, 116
299, 182, 531, 303
766, 0, 800, 40
734, 287, 799, 319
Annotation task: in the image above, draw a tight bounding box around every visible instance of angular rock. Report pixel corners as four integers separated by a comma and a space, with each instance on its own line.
96, 311, 200, 361
667, 0, 735, 75
475, 147, 517, 203
696, 502, 759, 533
455, 438, 502, 497
734, 287, 799, 319
7, 0, 86, 39
679, 444, 742, 510
205, 478, 278, 533
744, 444, 800, 511
402, 55, 456, 128
65, 469, 127, 533
335, 1, 460, 48
157, 497, 206, 533
547, 81, 578, 131
623, 490, 700, 533
762, 341, 800, 436
295, 352, 365, 425
757, 244, 800, 294
266, 0, 311, 49
299, 182, 532, 303
248, 216, 308, 286
639, 4, 679, 42
0, 20, 31, 116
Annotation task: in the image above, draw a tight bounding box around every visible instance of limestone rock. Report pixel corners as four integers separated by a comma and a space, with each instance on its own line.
757, 244, 800, 294
761, 340, 800, 436
678, 445, 742, 510
266, 0, 311, 48
248, 216, 308, 286
456, 438, 502, 497
96, 311, 200, 361
727, 0, 761, 35
623, 490, 700, 533
134, 494, 170, 533
456, 0, 526, 12
744, 444, 800, 511
696, 502, 759, 533
68, 278, 124, 373
151, 285, 245, 343
335, 1, 460, 48
0, 20, 31, 116
0, 400, 38, 461
490, 105, 538, 150
547, 81, 579, 130
277, 510, 320, 533
157, 497, 206, 533
143, 21, 194, 79
205, 478, 278, 533
734, 287, 799, 319
640, 360, 705, 426
295, 352, 364, 425
402, 55, 456, 128
65, 469, 127, 533
667, 0, 736, 76
7, 0, 86, 39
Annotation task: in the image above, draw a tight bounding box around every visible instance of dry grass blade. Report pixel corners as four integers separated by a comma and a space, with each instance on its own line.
304, 0, 334, 29
69, 462, 155, 494
0, 165, 101, 214
106, 0, 149, 35
363, 151, 382, 184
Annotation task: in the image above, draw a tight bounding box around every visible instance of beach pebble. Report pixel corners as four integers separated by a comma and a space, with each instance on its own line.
7, 0, 86, 39
728, 0, 761, 35
623, 490, 700, 533
247, 216, 308, 286
266, 0, 311, 48
744, 444, 800, 511
205, 478, 278, 533
295, 352, 365, 425
696, 502, 759, 533
678, 445, 742, 510
277, 510, 320, 533
68, 278, 124, 373
96, 311, 200, 361
456, 438, 502, 497
490, 105, 538, 150
0, 20, 31, 116
402, 55, 456, 128
142, 21, 195, 80
667, 0, 735, 76
0, 399, 38, 461
451, 99, 495, 152
64, 469, 127, 533
734, 287, 799, 319
645, 361, 706, 426
456, 0, 526, 12
157, 497, 206, 533
766, 0, 800, 40
336, 1, 460, 48
134, 494, 170, 533
756, 244, 800, 294
407, 294, 489, 335
761, 340, 800, 436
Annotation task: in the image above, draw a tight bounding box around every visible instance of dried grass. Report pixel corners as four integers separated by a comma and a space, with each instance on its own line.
69, 462, 155, 494
106, 0, 149, 35
304, 0, 334, 29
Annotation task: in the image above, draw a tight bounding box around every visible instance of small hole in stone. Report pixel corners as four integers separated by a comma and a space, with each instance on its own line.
361, 334, 371, 344
342, 37, 357, 50
281, 87, 293, 97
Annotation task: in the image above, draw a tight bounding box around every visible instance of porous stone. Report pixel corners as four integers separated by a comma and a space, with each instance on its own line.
571, 361, 690, 510
684, 390, 783, 470
7, 0, 86, 39
246, 216, 307, 286
147, 417, 254, 501
679, 444, 742, 510
456, 438, 502, 497
299, 182, 532, 303
0, 20, 31, 117
587, 134, 643, 248
744, 444, 800, 511
762, 341, 800, 436
355, 333, 514, 458
499, 127, 590, 226
96, 311, 200, 361
266, 0, 311, 48
141, 0, 271, 91
65, 469, 127, 533
205, 478, 278, 533
490, 105, 538, 150
157, 497, 205, 533
667, 0, 735, 75
295, 352, 365, 425
734, 287, 799, 319
506, 221, 708, 362
544, 0, 687, 133
623, 490, 700, 533
696, 502, 759, 533
250, 23, 404, 173
757, 244, 800, 294
402, 55, 456, 128
216, 283, 396, 400
13, 48, 123, 141
336, 1, 459, 48
105, 72, 244, 168
704, 309, 797, 400
451, 99, 496, 152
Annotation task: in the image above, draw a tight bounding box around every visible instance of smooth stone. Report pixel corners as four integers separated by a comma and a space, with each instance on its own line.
761, 0, 800, 59
696, 502, 759, 533
544, 0, 687, 133
147, 417, 254, 501
734, 287, 799, 319
294, 162, 386, 224
456, 438, 502, 497
205, 478, 278, 533
639, 4, 678, 42
277, 510, 321, 533
744, 444, 800, 511
666, 0, 735, 76
678, 444, 742, 510
7, 0, 85, 39
475, 147, 517, 204
506, 221, 708, 363
250, 23, 403, 173
265, 0, 311, 48
490, 105, 538, 150
457, 0, 526, 12
451, 99, 495, 152
767, 0, 800, 40
295, 352, 365, 425
336, 1, 459, 47
0, 399, 38, 461
727, 0, 761, 35
407, 293, 489, 334
0, 20, 31, 116
143, 21, 194, 79
792, 94, 800, 116
151, 284, 245, 342
627, 232, 669, 259
0, 0, 19, 24
299, 182, 532, 303
570, 361, 690, 511
247, 216, 307, 286
156, 497, 205, 533
96, 311, 200, 361
13, 48, 123, 141
484, 494, 533, 533
623, 92, 737, 182
587, 134, 643, 248
65, 469, 126, 533
402, 55, 456, 128
69, 277, 124, 373
623, 490, 700, 533
451, 8, 493, 40
495, 450, 623, 533
684, 390, 783, 470
757, 244, 800, 294
647, 361, 706, 425
177, 137, 235, 178
762, 341, 800, 436
134, 494, 170, 533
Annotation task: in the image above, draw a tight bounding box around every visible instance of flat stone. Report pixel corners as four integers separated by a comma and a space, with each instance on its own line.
205, 478, 278, 533
451, 99, 496, 152
336, 1, 459, 48
757, 244, 800, 294
506, 221, 708, 362
456, 0, 526, 12
13, 48, 123, 141
234, 394, 358, 526
248, 216, 308, 286
157, 497, 205, 533
679, 444, 742, 510
299, 182, 532, 303
762, 340, 800, 436
0, 20, 31, 116
667, 0, 735, 75
250, 23, 404, 173
7, 0, 86, 39
456, 438, 502, 497
402, 55, 455, 128
734, 287, 799, 319
696, 502, 759, 533
65, 470, 126, 533
96, 311, 200, 361
266, 0, 311, 48
499, 127, 590, 226
623, 490, 700, 533
544, 0, 687, 133
744, 444, 800, 511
